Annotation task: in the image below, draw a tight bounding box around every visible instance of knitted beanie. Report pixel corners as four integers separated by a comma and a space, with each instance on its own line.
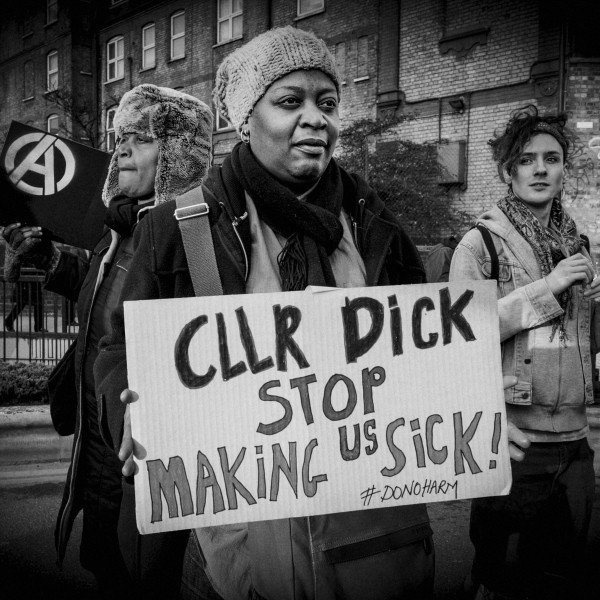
213, 26, 340, 134
102, 84, 213, 206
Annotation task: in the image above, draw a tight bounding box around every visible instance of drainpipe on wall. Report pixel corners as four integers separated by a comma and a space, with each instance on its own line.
558, 21, 567, 113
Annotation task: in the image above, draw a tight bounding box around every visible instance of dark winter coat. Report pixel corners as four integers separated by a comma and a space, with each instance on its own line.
94, 164, 433, 600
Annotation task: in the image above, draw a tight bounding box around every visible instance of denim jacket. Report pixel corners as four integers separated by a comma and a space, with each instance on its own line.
450, 206, 599, 435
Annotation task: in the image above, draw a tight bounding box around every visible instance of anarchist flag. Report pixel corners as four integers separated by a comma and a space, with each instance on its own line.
0, 121, 110, 250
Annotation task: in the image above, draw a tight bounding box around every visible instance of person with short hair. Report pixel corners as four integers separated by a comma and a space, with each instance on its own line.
2, 84, 213, 599
450, 105, 599, 600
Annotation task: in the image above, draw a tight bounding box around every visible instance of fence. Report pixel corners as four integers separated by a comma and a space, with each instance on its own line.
1, 270, 77, 365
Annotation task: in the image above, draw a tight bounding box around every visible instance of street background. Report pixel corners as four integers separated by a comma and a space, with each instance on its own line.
1, 407, 599, 599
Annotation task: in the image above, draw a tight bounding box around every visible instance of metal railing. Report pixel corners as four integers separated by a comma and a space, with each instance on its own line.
2, 270, 78, 365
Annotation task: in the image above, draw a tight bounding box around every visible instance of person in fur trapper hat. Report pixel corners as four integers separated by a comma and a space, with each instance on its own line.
2, 84, 214, 600
102, 83, 213, 206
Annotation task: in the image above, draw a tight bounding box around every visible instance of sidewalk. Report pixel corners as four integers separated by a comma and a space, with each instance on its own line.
0, 405, 72, 486
2, 403, 600, 477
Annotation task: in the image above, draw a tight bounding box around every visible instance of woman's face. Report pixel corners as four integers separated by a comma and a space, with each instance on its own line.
507, 133, 565, 210
117, 132, 159, 198
247, 69, 340, 192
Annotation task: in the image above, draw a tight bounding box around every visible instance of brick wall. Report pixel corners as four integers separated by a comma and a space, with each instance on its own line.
564, 61, 600, 244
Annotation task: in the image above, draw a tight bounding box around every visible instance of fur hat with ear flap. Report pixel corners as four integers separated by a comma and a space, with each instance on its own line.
102, 84, 213, 206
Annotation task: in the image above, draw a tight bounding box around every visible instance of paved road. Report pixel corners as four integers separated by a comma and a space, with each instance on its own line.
1, 426, 600, 599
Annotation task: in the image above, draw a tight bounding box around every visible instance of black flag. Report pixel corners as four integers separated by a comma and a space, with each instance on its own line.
0, 121, 109, 250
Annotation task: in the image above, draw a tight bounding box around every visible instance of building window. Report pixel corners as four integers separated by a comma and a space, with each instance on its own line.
107, 36, 124, 82
297, 0, 324, 17
47, 50, 58, 91
215, 106, 230, 131
47, 0, 58, 24
335, 42, 346, 84
23, 61, 34, 99
47, 114, 59, 134
142, 23, 156, 69
217, 0, 243, 44
171, 11, 185, 60
106, 106, 117, 151
356, 35, 369, 80
22, 14, 33, 37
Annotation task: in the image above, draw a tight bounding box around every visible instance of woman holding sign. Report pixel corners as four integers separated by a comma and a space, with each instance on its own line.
450, 106, 600, 600
95, 26, 437, 600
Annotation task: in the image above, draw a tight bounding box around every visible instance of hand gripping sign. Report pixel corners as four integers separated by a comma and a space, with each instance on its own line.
0, 121, 109, 250
124, 282, 511, 535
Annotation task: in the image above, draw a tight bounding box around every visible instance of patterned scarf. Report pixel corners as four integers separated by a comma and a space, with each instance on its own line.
229, 142, 345, 291
497, 190, 582, 343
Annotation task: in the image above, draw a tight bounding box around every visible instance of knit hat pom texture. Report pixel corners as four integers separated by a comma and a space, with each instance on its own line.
214, 26, 340, 134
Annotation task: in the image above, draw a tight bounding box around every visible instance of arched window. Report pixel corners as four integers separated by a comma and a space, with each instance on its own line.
47, 114, 60, 134
23, 61, 35, 99
105, 106, 117, 152
47, 50, 58, 91
46, 0, 58, 24
171, 11, 185, 60
142, 23, 156, 70
217, 0, 243, 44
107, 36, 124, 82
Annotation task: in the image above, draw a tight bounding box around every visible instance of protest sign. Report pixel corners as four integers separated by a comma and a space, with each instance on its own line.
0, 121, 109, 250
124, 281, 510, 535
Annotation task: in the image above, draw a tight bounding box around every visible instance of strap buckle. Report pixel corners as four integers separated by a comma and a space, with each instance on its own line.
174, 202, 209, 221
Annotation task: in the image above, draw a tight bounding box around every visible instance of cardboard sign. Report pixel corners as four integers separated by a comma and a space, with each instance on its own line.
124, 282, 510, 535
0, 121, 109, 250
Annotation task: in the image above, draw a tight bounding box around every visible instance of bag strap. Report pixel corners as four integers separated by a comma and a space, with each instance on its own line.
475, 224, 499, 280
175, 187, 223, 297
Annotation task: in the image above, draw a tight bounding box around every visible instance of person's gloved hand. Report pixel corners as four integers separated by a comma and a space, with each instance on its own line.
2, 223, 59, 281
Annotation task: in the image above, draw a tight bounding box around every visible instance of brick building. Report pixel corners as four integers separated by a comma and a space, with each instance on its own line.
1, 0, 599, 243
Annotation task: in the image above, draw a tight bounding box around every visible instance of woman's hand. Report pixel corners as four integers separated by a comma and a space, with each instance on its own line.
118, 389, 146, 476
502, 376, 531, 461
583, 274, 600, 302
545, 254, 595, 297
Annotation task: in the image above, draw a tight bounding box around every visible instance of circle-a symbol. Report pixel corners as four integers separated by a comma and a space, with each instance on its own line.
4, 132, 76, 196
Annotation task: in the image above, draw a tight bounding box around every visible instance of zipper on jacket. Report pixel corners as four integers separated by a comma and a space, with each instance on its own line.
220, 201, 249, 281
56, 246, 113, 566
352, 198, 366, 254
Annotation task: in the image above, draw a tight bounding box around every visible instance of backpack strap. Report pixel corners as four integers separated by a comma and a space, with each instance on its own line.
474, 224, 499, 280
174, 186, 223, 297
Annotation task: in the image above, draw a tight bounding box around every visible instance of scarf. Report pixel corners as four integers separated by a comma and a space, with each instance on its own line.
497, 190, 582, 343
228, 142, 345, 291
104, 195, 152, 238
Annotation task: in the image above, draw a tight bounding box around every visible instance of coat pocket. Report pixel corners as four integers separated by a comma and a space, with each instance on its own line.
47, 340, 78, 436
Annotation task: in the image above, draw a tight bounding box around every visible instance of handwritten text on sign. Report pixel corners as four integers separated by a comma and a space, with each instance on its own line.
124, 282, 510, 534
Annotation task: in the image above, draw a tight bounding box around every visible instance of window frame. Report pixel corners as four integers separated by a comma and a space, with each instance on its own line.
217, 0, 243, 45
105, 106, 117, 152
355, 35, 370, 82
47, 114, 59, 134
142, 23, 156, 70
106, 36, 125, 83
297, 0, 324, 18
46, 0, 58, 24
47, 50, 58, 91
23, 60, 35, 99
215, 106, 231, 131
170, 10, 186, 60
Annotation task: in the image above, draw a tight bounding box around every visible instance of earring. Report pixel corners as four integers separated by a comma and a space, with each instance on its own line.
240, 128, 250, 144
